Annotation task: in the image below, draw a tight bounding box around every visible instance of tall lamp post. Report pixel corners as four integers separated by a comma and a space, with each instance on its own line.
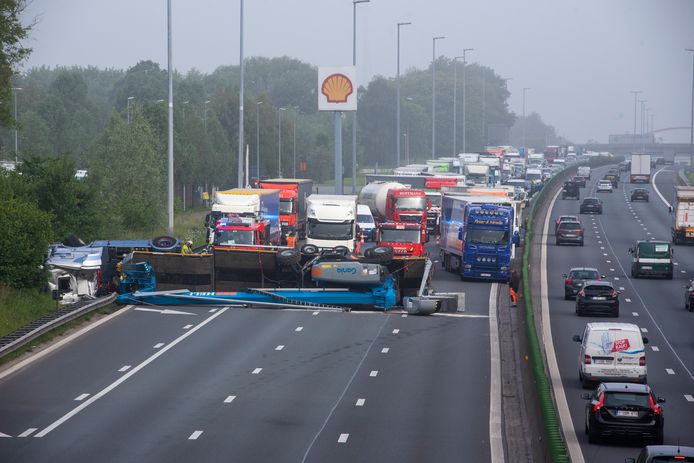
396, 21, 411, 168
126, 96, 134, 124
256, 101, 263, 181
238, 0, 245, 188
204, 100, 211, 130
686, 49, 694, 163
640, 99, 647, 153
166, 0, 174, 235
12, 87, 22, 165
278, 107, 287, 178
630, 90, 641, 154
351, 0, 370, 194
292, 107, 299, 178
522, 87, 530, 151
431, 35, 445, 159
452, 55, 464, 156
461, 48, 473, 154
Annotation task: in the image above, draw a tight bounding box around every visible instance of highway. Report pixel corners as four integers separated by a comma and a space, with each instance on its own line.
0, 247, 502, 462
543, 164, 694, 462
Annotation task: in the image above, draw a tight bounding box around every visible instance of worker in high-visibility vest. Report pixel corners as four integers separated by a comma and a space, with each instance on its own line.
181, 240, 193, 254
286, 232, 297, 249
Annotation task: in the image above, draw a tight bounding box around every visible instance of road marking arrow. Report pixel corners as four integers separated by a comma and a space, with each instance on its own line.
0, 432, 12, 438
134, 308, 195, 316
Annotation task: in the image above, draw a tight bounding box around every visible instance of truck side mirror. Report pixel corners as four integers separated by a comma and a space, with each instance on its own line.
642, 337, 649, 344
572, 335, 582, 343
628, 248, 633, 254
458, 227, 463, 241
668, 205, 673, 213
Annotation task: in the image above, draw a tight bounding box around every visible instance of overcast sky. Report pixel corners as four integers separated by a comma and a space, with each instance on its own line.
21, 0, 694, 143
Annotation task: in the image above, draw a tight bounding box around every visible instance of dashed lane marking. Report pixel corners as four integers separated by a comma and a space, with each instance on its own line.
224, 395, 236, 403
295, 326, 304, 332
275, 345, 285, 351
685, 395, 694, 402
632, 312, 639, 317
209, 308, 217, 313
381, 347, 389, 353
614, 277, 620, 280
356, 399, 365, 407
652, 346, 660, 352
369, 370, 378, 377
625, 298, 632, 303
153, 343, 165, 349
640, 327, 647, 332
252, 368, 262, 375
392, 329, 400, 334
338, 433, 349, 443
74, 393, 90, 401
189, 430, 203, 440
312, 311, 319, 315
183, 324, 193, 330
619, 287, 625, 290
118, 365, 131, 372
18, 428, 37, 438
666, 369, 675, 375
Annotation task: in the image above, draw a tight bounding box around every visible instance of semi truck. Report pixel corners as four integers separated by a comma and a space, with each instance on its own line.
305, 194, 358, 251
258, 178, 313, 241
439, 194, 516, 281
374, 221, 427, 257
630, 154, 652, 183
464, 164, 490, 186
358, 181, 427, 225
207, 188, 281, 247
578, 165, 591, 180
671, 186, 694, 244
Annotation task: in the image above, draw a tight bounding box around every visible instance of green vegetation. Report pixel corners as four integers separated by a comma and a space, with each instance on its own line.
0, 286, 55, 338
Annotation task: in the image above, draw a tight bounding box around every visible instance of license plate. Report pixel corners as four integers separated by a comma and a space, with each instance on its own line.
616, 410, 639, 418
565, 234, 576, 237
481, 273, 491, 277
641, 266, 652, 270
593, 296, 606, 300
595, 359, 611, 364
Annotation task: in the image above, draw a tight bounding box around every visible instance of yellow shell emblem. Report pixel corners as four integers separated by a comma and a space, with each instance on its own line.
321, 73, 353, 103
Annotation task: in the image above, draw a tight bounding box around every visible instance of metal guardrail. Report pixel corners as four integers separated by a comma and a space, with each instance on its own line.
0, 293, 117, 359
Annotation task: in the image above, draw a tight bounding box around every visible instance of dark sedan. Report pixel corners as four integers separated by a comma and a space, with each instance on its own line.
630, 188, 650, 202
563, 267, 605, 300
556, 221, 584, 246
576, 280, 620, 316
572, 175, 587, 188
583, 382, 664, 445
580, 197, 603, 214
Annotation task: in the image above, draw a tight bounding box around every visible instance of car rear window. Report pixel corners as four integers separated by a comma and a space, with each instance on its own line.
588, 330, 643, 355
639, 242, 670, 258
560, 223, 581, 230
584, 284, 613, 295
583, 199, 599, 204
571, 270, 599, 279
603, 392, 649, 408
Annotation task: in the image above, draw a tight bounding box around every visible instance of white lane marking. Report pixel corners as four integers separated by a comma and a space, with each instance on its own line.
632, 312, 639, 317
606, 260, 612, 263
685, 395, 694, 402
275, 345, 285, 351
312, 311, 319, 315
224, 395, 236, 403
252, 368, 263, 375
356, 398, 365, 407
369, 370, 378, 377
651, 167, 671, 208
34, 307, 229, 437
337, 433, 349, 443
183, 324, 193, 330
74, 393, 90, 401
118, 365, 131, 372
488, 283, 505, 463
603, 253, 608, 256
601, 247, 605, 250
640, 327, 647, 332
189, 430, 203, 440
0, 305, 134, 382
666, 369, 675, 375
0, 432, 12, 438
598, 241, 603, 244
614, 277, 620, 280
432, 313, 489, 318
610, 268, 615, 272
652, 346, 660, 352
540, 187, 585, 463
619, 287, 625, 290
682, 270, 687, 274
295, 326, 304, 332
392, 329, 400, 334
675, 262, 679, 266
381, 347, 389, 353
209, 308, 217, 313
134, 307, 195, 315
153, 343, 165, 349
625, 298, 632, 303
18, 428, 37, 438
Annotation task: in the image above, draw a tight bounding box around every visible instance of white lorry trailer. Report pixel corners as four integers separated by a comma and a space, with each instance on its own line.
305, 195, 358, 251
671, 186, 694, 244
578, 165, 591, 180
630, 154, 651, 183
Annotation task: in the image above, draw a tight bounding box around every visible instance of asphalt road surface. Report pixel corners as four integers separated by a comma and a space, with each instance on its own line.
0, 243, 502, 462
543, 165, 694, 463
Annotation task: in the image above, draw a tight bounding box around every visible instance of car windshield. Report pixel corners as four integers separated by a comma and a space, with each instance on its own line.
467, 229, 510, 245
215, 229, 255, 246
307, 219, 354, 240
639, 242, 670, 258
379, 228, 421, 243
279, 199, 294, 215
357, 214, 374, 224
427, 195, 442, 207
571, 270, 599, 279
395, 196, 426, 211
603, 392, 649, 408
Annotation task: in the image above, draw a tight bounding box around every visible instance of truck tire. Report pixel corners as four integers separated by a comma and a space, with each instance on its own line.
369, 245, 394, 263
150, 235, 179, 251
301, 244, 319, 256
277, 248, 301, 266
332, 245, 351, 256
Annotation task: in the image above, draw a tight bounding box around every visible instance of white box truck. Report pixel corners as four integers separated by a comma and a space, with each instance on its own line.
671, 186, 694, 244
305, 195, 358, 251
630, 154, 651, 183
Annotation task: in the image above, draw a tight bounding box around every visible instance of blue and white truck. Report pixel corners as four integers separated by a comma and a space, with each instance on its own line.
439, 194, 517, 281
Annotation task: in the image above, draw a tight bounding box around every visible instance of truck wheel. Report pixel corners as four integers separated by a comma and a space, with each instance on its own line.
277, 248, 301, 266
332, 245, 351, 256
150, 235, 178, 251
369, 245, 394, 263
301, 244, 319, 256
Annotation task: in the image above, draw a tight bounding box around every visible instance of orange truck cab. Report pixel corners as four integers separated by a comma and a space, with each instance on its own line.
374, 222, 427, 257
258, 178, 313, 243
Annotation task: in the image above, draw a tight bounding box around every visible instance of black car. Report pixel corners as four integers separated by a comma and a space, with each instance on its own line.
626, 445, 694, 463
580, 197, 603, 214
563, 267, 605, 300
576, 280, 620, 316
562, 181, 580, 200
583, 382, 665, 445
556, 221, 584, 246
630, 188, 649, 202
573, 175, 587, 188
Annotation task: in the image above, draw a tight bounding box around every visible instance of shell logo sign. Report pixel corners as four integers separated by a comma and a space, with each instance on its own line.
318, 66, 357, 112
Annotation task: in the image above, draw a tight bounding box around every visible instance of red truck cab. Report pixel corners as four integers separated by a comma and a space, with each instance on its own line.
388, 189, 427, 225
374, 222, 427, 257
213, 216, 277, 249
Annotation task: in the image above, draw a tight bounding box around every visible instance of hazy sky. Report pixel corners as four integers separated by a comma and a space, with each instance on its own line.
20, 0, 694, 143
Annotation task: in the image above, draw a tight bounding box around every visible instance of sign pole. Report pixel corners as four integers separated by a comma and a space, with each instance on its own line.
335, 111, 343, 195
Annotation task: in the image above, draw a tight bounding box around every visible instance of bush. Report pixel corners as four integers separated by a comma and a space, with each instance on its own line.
0, 198, 53, 288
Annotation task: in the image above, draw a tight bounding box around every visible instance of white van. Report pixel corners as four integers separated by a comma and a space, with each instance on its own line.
356, 204, 376, 241
573, 322, 648, 388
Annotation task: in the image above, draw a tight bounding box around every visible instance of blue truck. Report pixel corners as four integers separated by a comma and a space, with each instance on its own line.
439, 194, 517, 281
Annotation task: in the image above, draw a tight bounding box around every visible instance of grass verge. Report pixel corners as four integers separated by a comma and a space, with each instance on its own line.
0, 286, 56, 338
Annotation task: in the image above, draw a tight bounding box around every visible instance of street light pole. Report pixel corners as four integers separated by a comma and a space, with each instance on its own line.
431, 35, 445, 159
351, 0, 370, 194
396, 21, 411, 168
256, 101, 263, 181
461, 48, 473, 154
640, 99, 647, 153
452, 55, 465, 156
278, 107, 287, 178
630, 90, 641, 154
522, 87, 530, 150
293, 108, 297, 178
238, 0, 245, 188
166, 0, 174, 235
204, 100, 211, 130
12, 87, 22, 165
127, 96, 134, 124
686, 49, 694, 162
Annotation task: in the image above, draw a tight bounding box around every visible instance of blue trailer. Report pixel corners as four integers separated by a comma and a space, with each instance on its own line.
439, 194, 516, 281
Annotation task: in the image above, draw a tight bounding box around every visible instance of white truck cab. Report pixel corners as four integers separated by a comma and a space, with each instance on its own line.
305, 195, 358, 251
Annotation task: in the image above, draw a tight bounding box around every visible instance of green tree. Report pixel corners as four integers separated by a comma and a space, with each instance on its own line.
0, 197, 52, 289
0, 1, 32, 128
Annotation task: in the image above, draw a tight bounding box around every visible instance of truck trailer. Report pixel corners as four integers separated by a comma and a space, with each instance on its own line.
630, 154, 652, 183
207, 188, 281, 247
672, 186, 694, 244
358, 181, 427, 225
258, 178, 313, 241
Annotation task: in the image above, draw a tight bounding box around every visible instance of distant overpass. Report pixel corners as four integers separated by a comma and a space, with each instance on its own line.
577, 142, 694, 163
